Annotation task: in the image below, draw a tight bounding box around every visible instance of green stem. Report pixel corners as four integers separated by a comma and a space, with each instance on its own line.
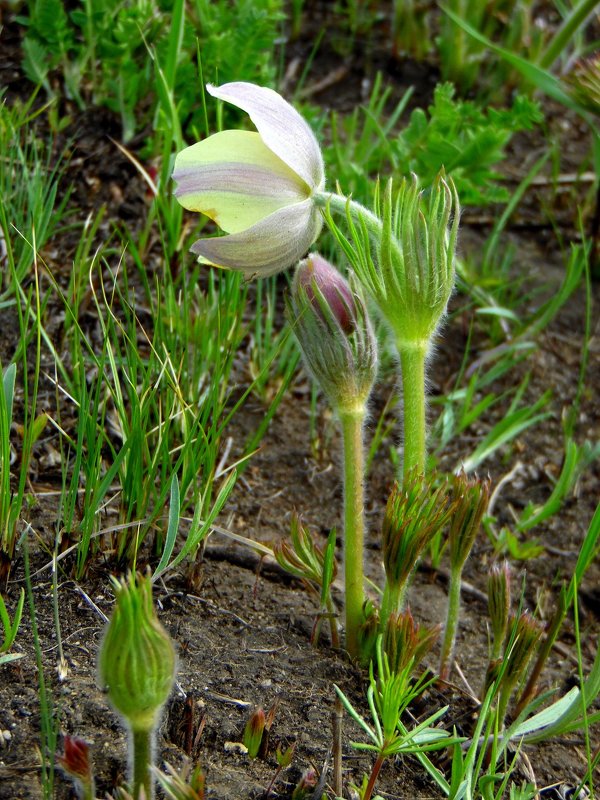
398, 342, 427, 479
439, 564, 462, 681
131, 727, 153, 800
380, 579, 408, 632
338, 406, 366, 658
540, 0, 599, 69
313, 191, 383, 238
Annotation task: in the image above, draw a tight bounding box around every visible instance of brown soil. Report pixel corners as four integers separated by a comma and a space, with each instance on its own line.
1, 7, 600, 800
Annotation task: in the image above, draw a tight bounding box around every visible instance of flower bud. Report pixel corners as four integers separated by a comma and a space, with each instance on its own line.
57, 735, 95, 797
564, 54, 600, 115
382, 471, 452, 590
448, 472, 490, 570
487, 561, 511, 659
243, 707, 266, 759
98, 572, 176, 733
292, 768, 318, 799
383, 609, 440, 674
287, 253, 377, 415
503, 611, 543, 690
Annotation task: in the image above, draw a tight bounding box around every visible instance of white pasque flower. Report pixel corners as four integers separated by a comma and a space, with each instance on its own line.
172, 82, 325, 278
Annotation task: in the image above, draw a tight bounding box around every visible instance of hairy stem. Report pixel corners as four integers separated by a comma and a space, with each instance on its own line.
439, 563, 462, 681
398, 342, 428, 479
313, 191, 383, 238
380, 579, 408, 632
131, 727, 153, 800
339, 406, 366, 658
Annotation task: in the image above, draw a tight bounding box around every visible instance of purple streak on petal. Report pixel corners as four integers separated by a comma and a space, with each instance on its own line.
190, 200, 323, 278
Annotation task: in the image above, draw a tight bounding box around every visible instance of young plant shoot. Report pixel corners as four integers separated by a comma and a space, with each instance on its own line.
380, 472, 454, 630
98, 572, 176, 800
439, 472, 491, 680
287, 254, 377, 657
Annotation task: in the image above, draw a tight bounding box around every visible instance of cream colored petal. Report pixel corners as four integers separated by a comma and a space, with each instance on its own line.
207, 83, 325, 192
190, 199, 323, 278
173, 130, 308, 233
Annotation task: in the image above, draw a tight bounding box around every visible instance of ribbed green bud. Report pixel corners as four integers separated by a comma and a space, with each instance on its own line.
99, 572, 176, 733
383, 609, 440, 675
287, 253, 378, 415
243, 707, 266, 759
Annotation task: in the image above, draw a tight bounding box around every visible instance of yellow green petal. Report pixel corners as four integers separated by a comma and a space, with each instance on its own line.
173, 130, 309, 233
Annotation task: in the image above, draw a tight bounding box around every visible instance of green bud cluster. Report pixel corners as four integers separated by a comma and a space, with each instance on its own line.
382, 472, 453, 590
325, 171, 459, 352
99, 572, 176, 733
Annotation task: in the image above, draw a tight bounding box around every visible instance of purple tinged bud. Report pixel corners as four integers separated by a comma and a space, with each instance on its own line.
488, 561, 511, 660
292, 768, 318, 799
287, 253, 377, 414
57, 735, 94, 789
296, 254, 356, 334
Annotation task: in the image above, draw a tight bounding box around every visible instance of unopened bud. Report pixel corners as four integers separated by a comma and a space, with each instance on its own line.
243, 707, 266, 759
98, 572, 176, 733
292, 768, 318, 799
296, 253, 356, 334
504, 611, 543, 689
57, 735, 95, 796
488, 561, 511, 659
288, 254, 377, 414
382, 471, 452, 589
564, 54, 600, 115
383, 609, 440, 674
448, 472, 490, 570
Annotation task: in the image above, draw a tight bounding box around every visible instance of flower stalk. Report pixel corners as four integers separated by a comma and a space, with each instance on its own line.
287, 255, 377, 657
339, 407, 367, 656
323, 174, 459, 480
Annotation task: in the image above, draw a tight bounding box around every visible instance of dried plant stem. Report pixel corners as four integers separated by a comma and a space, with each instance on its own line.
339, 407, 366, 658
399, 343, 427, 479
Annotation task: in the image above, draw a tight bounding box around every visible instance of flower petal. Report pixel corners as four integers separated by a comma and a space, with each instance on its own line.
207, 82, 325, 192
173, 130, 308, 233
190, 199, 323, 278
